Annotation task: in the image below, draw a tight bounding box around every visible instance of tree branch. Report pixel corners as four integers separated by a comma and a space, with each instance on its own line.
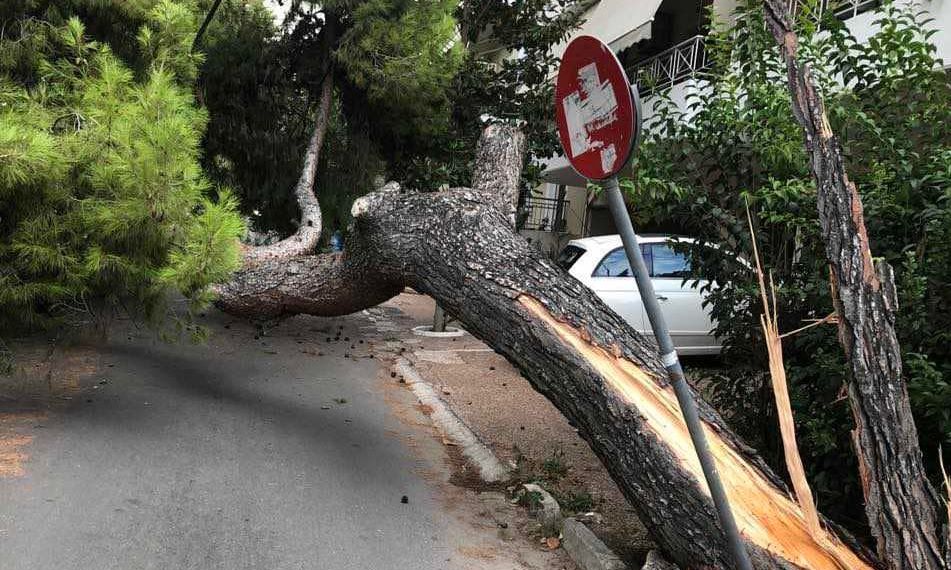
471, 123, 526, 227
243, 71, 333, 265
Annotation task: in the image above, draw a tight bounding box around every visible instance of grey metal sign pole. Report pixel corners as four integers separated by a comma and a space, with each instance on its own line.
602, 176, 754, 570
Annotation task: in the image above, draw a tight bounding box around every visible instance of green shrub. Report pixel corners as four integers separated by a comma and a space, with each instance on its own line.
0, 3, 244, 340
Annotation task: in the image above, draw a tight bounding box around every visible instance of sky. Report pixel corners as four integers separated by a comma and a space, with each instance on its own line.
263, 0, 292, 22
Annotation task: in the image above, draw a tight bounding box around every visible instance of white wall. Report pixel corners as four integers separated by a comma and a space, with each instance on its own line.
639, 77, 708, 128
838, 1, 949, 64
712, 0, 741, 27
927, 0, 951, 65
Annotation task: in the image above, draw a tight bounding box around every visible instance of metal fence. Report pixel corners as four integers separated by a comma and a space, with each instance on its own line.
522, 196, 573, 232
626, 35, 710, 97
626, 1, 878, 97
788, 0, 879, 21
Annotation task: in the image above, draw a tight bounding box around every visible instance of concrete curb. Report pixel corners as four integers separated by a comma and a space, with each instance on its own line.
411, 325, 466, 338
395, 357, 511, 482
394, 356, 642, 570
521, 483, 563, 531
562, 518, 628, 570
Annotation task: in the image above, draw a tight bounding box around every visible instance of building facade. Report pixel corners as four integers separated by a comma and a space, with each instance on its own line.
524, 0, 951, 253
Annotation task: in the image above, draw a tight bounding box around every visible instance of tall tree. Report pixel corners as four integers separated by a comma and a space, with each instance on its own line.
626, 0, 951, 540
761, 1, 946, 567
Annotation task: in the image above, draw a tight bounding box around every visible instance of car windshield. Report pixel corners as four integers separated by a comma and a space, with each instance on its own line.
556, 245, 586, 270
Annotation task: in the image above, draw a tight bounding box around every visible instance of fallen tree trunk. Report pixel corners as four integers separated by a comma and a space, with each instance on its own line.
215, 128, 878, 568
761, 3, 946, 568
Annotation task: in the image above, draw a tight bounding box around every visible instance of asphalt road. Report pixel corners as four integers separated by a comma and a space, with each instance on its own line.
0, 308, 563, 570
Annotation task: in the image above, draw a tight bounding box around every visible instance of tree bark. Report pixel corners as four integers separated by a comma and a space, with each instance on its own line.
761, 3, 946, 569
242, 71, 333, 265
215, 126, 879, 569
470, 123, 526, 227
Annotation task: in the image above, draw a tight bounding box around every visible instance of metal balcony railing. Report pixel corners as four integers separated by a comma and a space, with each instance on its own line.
788, 0, 879, 21
522, 196, 573, 233
626, 1, 877, 97
626, 35, 710, 97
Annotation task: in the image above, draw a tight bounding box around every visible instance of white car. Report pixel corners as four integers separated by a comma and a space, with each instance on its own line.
556, 235, 721, 356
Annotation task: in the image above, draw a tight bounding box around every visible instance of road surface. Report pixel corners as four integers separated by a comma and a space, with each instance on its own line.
0, 307, 567, 570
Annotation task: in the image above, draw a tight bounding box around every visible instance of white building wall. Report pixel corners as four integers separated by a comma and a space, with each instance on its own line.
640, 77, 708, 128
843, 0, 950, 65
926, 0, 951, 65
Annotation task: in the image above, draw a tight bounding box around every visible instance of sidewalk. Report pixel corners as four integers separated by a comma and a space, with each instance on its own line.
380, 293, 656, 567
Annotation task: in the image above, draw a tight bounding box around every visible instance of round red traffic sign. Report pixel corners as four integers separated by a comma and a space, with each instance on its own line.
555, 35, 639, 180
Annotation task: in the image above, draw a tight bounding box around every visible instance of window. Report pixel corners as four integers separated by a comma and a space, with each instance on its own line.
649, 244, 690, 278
556, 245, 586, 271
592, 244, 690, 278
593, 246, 652, 277
593, 248, 630, 276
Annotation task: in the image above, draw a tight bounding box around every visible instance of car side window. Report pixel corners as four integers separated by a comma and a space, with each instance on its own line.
650, 244, 690, 278
592, 246, 653, 277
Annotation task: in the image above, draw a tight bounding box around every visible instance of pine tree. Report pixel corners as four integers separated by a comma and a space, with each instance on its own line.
0, 1, 244, 339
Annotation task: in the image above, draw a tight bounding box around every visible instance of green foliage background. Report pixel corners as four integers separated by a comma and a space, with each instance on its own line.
625, 0, 950, 533
0, 0, 573, 342
397, 0, 582, 194
196, 0, 580, 233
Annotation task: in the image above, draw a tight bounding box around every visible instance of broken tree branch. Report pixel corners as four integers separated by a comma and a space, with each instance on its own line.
471, 123, 526, 227
242, 71, 333, 265
761, 2, 945, 568
747, 206, 821, 539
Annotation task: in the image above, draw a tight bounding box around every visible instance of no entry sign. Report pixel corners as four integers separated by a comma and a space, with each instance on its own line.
555, 35, 639, 181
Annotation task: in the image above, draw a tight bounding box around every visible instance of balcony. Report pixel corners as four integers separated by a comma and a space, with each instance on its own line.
625, 1, 880, 97
522, 196, 574, 233
789, 0, 879, 21
626, 34, 710, 97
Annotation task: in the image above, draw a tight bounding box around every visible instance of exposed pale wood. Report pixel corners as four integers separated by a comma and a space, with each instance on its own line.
748, 207, 821, 537
521, 295, 867, 570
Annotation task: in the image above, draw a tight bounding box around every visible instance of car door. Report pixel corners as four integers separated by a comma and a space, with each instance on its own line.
587, 246, 646, 333
648, 243, 716, 353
